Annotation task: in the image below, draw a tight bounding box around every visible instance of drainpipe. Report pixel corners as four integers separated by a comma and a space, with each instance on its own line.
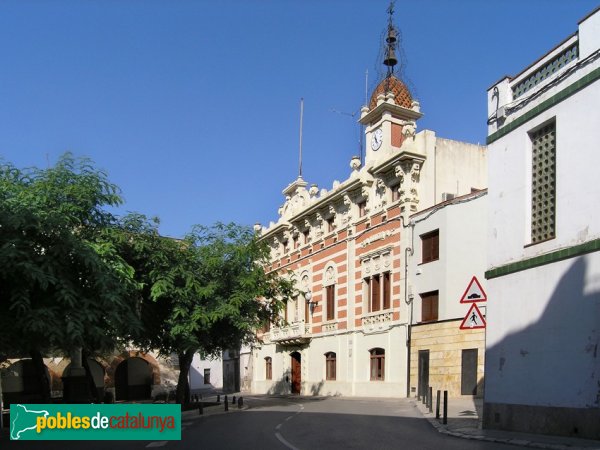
405, 246, 414, 397
399, 216, 414, 398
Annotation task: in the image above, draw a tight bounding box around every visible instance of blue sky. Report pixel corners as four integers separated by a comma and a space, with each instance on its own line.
1, 0, 598, 238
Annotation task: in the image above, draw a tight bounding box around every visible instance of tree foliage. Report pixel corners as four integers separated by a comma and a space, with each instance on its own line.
113, 218, 295, 403
0, 154, 294, 405
0, 154, 140, 359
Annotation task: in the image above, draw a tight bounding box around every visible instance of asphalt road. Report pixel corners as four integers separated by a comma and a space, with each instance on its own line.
2, 396, 525, 449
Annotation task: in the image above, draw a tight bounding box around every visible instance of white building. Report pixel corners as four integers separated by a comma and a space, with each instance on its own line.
408, 190, 487, 399
251, 11, 487, 399
484, 7, 600, 439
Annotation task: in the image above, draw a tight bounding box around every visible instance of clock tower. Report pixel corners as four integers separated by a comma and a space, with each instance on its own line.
359, 3, 422, 166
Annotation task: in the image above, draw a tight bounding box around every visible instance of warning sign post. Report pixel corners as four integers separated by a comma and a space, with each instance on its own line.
459, 303, 486, 329
459, 276, 487, 303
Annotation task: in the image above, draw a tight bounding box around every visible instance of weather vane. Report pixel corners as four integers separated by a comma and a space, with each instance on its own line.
383, 1, 398, 77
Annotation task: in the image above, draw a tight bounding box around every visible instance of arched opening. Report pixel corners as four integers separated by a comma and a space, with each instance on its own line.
369, 348, 385, 381
114, 357, 153, 401
64, 359, 106, 401
0, 359, 50, 407
290, 352, 301, 394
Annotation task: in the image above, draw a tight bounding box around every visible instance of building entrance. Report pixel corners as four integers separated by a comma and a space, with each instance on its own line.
290, 352, 301, 394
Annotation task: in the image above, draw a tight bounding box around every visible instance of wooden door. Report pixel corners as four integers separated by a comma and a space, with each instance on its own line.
418, 350, 430, 401
291, 352, 301, 394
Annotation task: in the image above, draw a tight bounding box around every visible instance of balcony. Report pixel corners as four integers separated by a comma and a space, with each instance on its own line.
270, 321, 311, 346
362, 310, 394, 333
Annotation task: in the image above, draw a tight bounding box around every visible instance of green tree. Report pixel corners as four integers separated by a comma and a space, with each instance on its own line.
0, 154, 140, 400
118, 219, 294, 404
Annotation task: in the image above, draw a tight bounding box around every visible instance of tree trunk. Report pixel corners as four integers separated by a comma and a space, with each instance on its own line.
82, 350, 101, 403
30, 349, 51, 403
175, 350, 193, 405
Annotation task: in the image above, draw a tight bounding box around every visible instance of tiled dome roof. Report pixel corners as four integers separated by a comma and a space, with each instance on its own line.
368, 75, 412, 110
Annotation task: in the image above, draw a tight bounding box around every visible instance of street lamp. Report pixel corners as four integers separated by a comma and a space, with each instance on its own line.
305, 290, 317, 315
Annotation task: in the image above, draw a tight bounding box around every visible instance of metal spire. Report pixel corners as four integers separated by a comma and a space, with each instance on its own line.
298, 98, 304, 178
383, 1, 398, 77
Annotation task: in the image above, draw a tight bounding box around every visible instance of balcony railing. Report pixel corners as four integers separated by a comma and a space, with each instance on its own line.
270, 321, 311, 345
362, 310, 394, 333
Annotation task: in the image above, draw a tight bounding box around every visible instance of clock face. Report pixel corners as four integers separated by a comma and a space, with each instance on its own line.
371, 128, 383, 151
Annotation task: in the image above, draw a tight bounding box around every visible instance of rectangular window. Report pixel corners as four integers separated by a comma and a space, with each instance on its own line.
293, 236, 299, 249
370, 349, 385, 381
364, 277, 371, 311
326, 285, 335, 321
326, 353, 336, 381
358, 201, 367, 217
261, 320, 271, 333
327, 218, 335, 233
530, 121, 556, 244
371, 274, 380, 312
391, 183, 401, 202
303, 230, 310, 244
265, 357, 272, 380
421, 230, 439, 264
383, 272, 391, 310
421, 291, 439, 322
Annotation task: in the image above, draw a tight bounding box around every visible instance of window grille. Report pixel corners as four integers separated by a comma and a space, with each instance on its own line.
512, 44, 578, 99
531, 122, 556, 243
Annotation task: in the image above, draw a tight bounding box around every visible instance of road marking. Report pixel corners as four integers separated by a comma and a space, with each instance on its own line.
273, 401, 304, 450
275, 431, 301, 450
146, 441, 168, 448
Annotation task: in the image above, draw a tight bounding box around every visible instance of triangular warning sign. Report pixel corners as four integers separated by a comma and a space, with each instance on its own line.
460, 276, 487, 303
460, 303, 486, 330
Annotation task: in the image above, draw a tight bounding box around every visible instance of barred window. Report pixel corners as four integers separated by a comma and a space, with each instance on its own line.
530, 121, 556, 244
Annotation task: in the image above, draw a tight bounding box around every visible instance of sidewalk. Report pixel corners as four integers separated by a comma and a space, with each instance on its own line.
413, 397, 600, 450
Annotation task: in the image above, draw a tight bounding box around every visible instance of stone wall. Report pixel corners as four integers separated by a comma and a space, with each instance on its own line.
409, 319, 484, 398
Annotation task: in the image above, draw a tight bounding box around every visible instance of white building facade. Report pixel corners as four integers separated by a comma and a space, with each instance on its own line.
251, 22, 487, 397
484, 8, 600, 439
408, 190, 488, 399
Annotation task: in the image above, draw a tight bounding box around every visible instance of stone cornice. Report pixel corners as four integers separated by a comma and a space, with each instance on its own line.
289, 177, 363, 224
368, 151, 426, 176
359, 101, 423, 126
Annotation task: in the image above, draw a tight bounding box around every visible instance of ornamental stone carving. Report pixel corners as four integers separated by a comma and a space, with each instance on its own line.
361, 186, 370, 200
325, 266, 335, 284
402, 120, 416, 139
394, 164, 404, 182
362, 311, 394, 333
411, 162, 421, 182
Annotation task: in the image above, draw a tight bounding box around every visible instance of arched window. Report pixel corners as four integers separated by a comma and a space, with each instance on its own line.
324, 265, 337, 321
265, 357, 272, 380
325, 352, 336, 381
369, 348, 385, 381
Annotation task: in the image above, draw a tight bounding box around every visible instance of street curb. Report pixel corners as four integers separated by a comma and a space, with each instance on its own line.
411, 401, 599, 450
